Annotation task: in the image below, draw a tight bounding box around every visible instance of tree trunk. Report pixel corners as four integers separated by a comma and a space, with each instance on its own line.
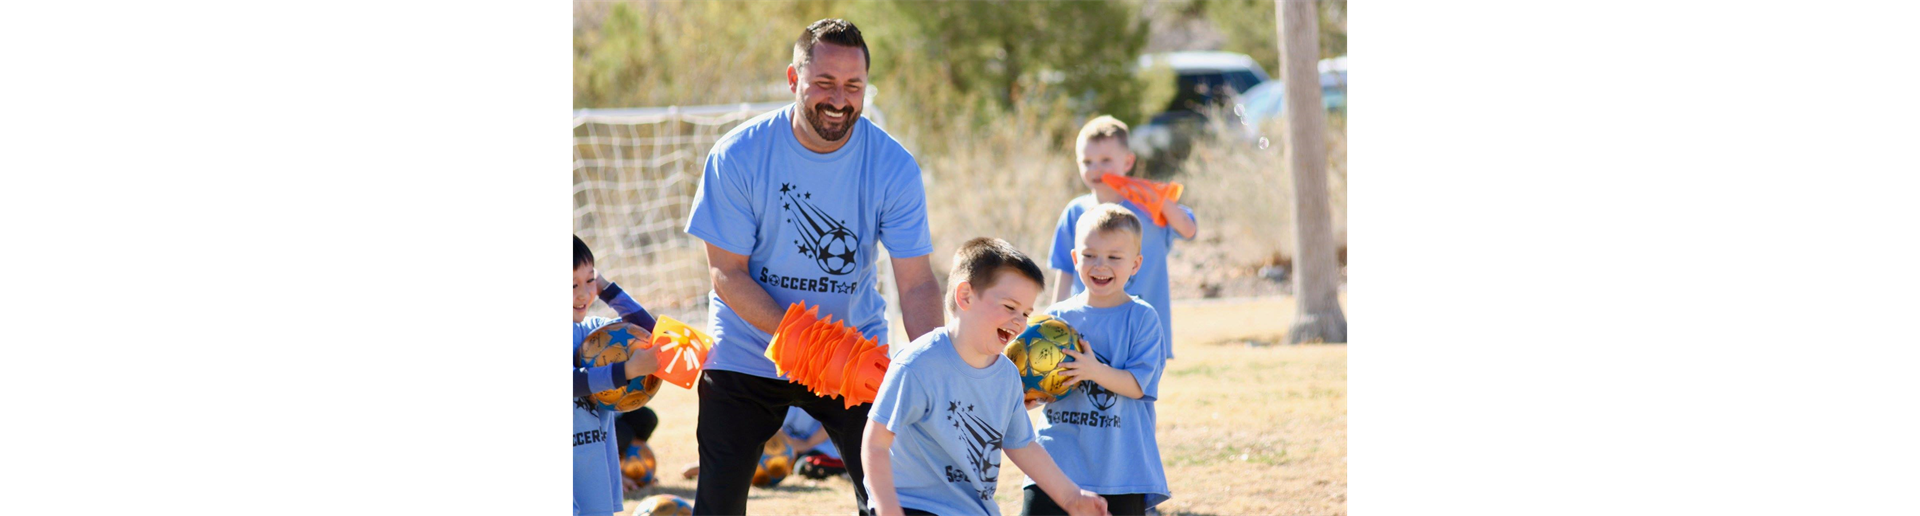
1278, 0, 1347, 344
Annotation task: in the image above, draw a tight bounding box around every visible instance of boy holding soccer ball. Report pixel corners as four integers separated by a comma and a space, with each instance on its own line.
862, 238, 1109, 516
574, 235, 662, 516
1025, 206, 1170, 516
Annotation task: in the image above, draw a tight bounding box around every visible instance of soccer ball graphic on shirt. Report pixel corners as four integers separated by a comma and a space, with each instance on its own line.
780, 183, 861, 276
816, 228, 859, 275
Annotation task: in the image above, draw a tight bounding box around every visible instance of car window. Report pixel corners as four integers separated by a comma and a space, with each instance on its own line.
1167, 70, 1266, 113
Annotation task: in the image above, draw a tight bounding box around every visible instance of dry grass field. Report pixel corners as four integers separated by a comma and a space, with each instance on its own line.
619, 294, 1347, 516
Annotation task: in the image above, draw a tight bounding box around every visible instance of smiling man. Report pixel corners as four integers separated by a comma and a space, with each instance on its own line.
683, 18, 944, 516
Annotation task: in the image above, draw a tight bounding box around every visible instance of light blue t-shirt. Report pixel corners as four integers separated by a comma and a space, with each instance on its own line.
686, 105, 933, 380
1023, 295, 1171, 507
572, 316, 623, 516
1049, 194, 1194, 360
868, 327, 1035, 516
784, 406, 840, 460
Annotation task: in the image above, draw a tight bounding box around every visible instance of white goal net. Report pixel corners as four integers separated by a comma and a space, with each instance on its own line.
573, 100, 903, 340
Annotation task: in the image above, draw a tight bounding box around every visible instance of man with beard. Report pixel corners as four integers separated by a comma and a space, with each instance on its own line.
684, 18, 944, 516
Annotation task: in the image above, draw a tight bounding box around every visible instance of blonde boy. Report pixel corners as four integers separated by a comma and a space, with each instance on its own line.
1048, 116, 1198, 359
1025, 206, 1168, 515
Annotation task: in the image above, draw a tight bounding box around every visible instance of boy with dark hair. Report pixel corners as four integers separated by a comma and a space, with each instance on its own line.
573, 235, 662, 516
864, 238, 1109, 516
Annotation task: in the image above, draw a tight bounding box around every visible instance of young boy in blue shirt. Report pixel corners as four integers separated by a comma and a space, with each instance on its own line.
1025, 206, 1169, 516
864, 238, 1109, 516
573, 236, 662, 516
1048, 116, 1198, 360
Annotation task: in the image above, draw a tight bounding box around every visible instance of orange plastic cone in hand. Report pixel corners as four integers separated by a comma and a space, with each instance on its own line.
1099, 174, 1184, 227
764, 301, 892, 407
646, 316, 712, 389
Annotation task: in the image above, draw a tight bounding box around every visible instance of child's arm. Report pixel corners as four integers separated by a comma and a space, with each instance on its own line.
796, 426, 830, 454
1163, 203, 1198, 240
861, 421, 904, 516
596, 273, 658, 332
1004, 444, 1110, 516
1058, 346, 1145, 400
1051, 270, 1075, 304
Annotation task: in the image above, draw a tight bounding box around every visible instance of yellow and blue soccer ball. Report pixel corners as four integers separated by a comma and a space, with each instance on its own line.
578, 322, 665, 413
751, 437, 795, 487
633, 494, 693, 516
1004, 314, 1090, 403
621, 441, 657, 486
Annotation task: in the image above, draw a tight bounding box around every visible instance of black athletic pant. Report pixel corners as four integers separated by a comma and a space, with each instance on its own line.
614, 406, 658, 457
1022, 485, 1148, 516
694, 370, 874, 516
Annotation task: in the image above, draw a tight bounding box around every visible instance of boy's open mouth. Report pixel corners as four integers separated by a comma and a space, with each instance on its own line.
1088, 273, 1115, 288
996, 327, 1016, 345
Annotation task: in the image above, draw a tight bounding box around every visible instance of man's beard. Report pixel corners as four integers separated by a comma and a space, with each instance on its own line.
803, 101, 857, 142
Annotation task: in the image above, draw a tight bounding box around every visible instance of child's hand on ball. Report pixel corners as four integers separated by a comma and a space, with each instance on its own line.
1056, 347, 1111, 388
624, 349, 659, 379
1025, 398, 1045, 411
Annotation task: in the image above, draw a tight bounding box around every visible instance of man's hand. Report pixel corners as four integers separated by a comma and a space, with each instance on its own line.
1061, 489, 1110, 516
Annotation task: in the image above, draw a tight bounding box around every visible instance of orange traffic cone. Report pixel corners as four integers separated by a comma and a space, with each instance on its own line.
1099, 174, 1184, 227
763, 301, 891, 407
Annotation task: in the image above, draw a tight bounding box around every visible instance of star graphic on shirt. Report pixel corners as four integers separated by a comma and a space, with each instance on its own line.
804, 192, 811, 199
780, 183, 793, 193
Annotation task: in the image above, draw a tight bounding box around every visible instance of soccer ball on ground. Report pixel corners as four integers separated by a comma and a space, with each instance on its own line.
633, 494, 693, 516
751, 437, 795, 487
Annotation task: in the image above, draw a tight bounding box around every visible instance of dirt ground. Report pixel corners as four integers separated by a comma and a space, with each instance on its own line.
620, 294, 1347, 516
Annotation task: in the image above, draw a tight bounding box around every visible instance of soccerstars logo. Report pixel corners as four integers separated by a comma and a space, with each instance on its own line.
944, 400, 1004, 501
1080, 350, 1118, 411
779, 183, 859, 276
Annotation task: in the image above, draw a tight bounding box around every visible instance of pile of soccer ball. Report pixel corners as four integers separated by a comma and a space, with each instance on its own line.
620, 441, 657, 487
751, 437, 795, 487
764, 302, 892, 408
633, 494, 693, 516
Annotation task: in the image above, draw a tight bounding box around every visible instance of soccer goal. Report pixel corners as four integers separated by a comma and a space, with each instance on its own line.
573, 100, 904, 342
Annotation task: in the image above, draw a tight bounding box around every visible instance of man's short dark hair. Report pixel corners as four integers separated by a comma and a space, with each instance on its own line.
947, 237, 1045, 313
574, 235, 594, 269
793, 18, 870, 71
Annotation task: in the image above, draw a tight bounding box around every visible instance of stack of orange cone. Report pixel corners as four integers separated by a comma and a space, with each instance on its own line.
764, 302, 892, 408
1100, 174, 1184, 227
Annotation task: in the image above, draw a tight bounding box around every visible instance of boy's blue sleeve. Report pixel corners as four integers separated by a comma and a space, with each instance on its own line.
869, 363, 930, 432
1049, 205, 1078, 272
1123, 306, 1168, 401
877, 157, 934, 259
598, 280, 657, 332
685, 148, 758, 257
575, 364, 626, 398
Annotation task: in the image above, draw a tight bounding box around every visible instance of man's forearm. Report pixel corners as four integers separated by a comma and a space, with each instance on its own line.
897, 276, 942, 341
712, 265, 784, 334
